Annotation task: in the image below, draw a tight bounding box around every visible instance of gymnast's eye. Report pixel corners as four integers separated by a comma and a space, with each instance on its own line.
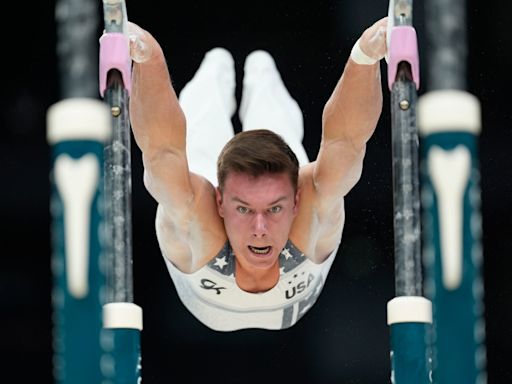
237, 206, 250, 214
269, 206, 282, 213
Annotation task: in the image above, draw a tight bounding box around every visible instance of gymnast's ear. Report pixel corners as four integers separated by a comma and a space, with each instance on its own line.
293, 189, 300, 215
215, 187, 224, 217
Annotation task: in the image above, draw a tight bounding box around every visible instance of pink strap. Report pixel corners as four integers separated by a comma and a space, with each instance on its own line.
387, 26, 420, 90
99, 33, 132, 96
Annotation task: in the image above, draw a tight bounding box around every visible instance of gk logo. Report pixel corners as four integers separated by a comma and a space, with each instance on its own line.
200, 279, 226, 295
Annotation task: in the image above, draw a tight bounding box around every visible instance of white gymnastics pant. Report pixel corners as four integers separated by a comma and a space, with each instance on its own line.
179, 47, 310, 186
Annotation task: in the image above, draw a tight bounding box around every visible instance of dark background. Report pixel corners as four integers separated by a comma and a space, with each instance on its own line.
2, 1, 511, 383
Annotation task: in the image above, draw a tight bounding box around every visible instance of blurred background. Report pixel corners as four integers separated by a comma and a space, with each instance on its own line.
2, 0, 511, 383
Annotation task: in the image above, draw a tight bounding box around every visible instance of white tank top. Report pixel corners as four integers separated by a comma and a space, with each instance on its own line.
163, 240, 338, 331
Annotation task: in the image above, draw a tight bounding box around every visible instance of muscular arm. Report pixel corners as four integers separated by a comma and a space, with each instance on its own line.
128, 24, 227, 271
128, 25, 195, 215
314, 18, 386, 199
130, 24, 225, 272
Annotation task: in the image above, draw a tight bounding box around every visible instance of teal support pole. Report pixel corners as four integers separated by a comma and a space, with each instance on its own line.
388, 297, 433, 384
102, 303, 143, 383
47, 98, 112, 383
418, 91, 486, 383
51, 0, 106, 380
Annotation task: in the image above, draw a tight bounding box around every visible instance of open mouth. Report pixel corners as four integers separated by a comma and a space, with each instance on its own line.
248, 245, 272, 255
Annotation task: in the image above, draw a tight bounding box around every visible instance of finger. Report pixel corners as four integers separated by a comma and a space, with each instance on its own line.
367, 26, 387, 56
127, 22, 152, 63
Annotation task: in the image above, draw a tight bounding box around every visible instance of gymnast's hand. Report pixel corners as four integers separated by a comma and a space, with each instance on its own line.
350, 17, 388, 65
127, 21, 153, 63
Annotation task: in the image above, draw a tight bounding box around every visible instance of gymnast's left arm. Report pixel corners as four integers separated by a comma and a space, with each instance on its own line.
313, 17, 387, 199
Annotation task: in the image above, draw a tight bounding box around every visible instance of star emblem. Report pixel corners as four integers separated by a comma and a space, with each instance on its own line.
281, 248, 293, 260
213, 256, 228, 270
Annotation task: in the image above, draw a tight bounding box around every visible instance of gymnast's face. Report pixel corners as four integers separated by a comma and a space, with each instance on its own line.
216, 172, 299, 272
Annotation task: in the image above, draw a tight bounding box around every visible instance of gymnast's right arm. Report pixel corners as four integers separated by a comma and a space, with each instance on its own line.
127, 23, 208, 272
127, 22, 193, 209
127, 23, 226, 272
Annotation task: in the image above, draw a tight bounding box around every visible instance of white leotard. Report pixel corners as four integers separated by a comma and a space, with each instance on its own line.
163, 240, 338, 331
169, 49, 330, 331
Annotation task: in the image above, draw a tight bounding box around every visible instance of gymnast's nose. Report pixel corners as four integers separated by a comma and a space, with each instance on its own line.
251, 213, 268, 238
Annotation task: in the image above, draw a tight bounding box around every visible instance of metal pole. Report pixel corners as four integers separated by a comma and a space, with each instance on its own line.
55, 0, 100, 98
99, 1, 143, 382
386, 1, 433, 382
424, 0, 467, 91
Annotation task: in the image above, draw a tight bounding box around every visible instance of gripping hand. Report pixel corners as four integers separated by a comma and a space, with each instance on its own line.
127, 21, 153, 63
350, 17, 388, 65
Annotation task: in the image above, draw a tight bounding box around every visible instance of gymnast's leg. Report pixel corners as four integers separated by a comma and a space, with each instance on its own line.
178, 47, 237, 186
239, 50, 310, 166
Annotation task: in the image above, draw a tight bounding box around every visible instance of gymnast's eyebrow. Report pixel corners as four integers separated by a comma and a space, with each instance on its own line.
230, 196, 288, 206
